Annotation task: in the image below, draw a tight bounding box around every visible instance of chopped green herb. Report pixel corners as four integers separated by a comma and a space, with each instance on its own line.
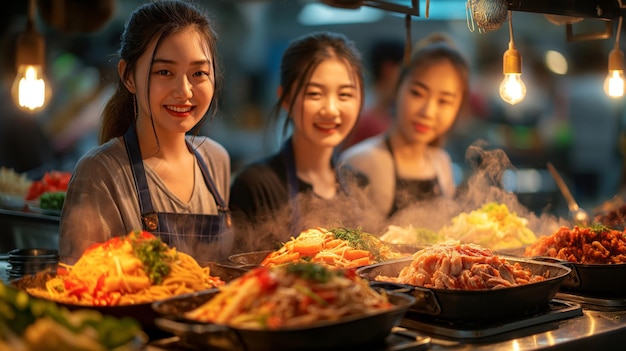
132, 236, 174, 285
329, 226, 385, 261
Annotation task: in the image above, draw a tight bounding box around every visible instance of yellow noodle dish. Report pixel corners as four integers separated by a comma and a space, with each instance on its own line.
26, 230, 224, 306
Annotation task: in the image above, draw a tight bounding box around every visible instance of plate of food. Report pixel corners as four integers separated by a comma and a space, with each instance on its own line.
11, 230, 229, 335
357, 240, 572, 321
152, 262, 416, 351
0, 167, 32, 210
524, 224, 626, 297
232, 227, 405, 269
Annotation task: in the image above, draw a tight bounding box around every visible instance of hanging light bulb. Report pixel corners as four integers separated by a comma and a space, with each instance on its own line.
604, 17, 624, 98
499, 11, 526, 105
11, 0, 52, 113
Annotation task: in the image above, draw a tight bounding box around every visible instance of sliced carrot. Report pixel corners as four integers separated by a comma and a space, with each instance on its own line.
346, 256, 372, 268
324, 239, 344, 249
262, 251, 301, 266
332, 248, 371, 261
292, 238, 323, 256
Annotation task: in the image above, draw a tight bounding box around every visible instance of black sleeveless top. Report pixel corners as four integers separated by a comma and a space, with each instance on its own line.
385, 137, 442, 217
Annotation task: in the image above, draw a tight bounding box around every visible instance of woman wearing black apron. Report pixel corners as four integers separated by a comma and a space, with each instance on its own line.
59, 1, 232, 264
340, 33, 470, 220
229, 32, 375, 253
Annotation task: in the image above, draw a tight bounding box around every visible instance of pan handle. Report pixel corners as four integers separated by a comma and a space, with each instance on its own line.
369, 281, 442, 316
529, 256, 581, 288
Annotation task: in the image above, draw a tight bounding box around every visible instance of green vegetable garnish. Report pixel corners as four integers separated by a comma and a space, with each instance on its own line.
329, 226, 385, 261
285, 262, 333, 283
131, 235, 175, 285
586, 223, 611, 234
39, 191, 66, 210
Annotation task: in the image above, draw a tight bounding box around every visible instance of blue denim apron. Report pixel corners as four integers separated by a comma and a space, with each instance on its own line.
124, 126, 232, 262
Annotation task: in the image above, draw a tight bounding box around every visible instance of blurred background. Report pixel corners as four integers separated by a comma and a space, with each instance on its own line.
1, 0, 625, 217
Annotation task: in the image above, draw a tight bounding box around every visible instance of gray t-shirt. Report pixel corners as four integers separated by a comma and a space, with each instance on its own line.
59, 135, 230, 264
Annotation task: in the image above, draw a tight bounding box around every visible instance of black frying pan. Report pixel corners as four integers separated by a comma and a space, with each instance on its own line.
357, 257, 572, 321
529, 256, 626, 297
151, 288, 416, 351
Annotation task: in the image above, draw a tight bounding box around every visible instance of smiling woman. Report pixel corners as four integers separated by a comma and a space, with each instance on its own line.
58, 0, 233, 265
340, 33, 470, 219
229, 31, 382, 254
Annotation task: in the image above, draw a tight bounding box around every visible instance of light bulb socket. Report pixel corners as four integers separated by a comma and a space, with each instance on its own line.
608, 47, 625, 71
15, 27, 45, 68
502, 47, 522, 74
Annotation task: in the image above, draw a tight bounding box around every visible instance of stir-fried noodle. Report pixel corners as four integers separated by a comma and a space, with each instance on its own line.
185, 262, 393, 329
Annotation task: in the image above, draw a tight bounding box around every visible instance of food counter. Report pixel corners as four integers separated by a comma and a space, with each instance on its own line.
3, 220, 626, 351
140, 300, 626, 351
139, 299, 626, 351
405, 298, 626, 351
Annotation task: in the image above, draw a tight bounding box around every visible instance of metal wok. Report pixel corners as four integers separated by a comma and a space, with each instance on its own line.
227, 250, 273, 269
151, 288, 417, 351
530, 256, 626, 297
357, 257, 572, 322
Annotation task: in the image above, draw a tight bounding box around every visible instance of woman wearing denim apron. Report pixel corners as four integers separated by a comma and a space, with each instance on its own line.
59, 1, 232, 264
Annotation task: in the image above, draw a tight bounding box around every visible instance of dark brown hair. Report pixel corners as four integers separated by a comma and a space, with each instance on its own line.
395, 33, 470, 147
269, 31, 364, 144
98, 0, 221, 144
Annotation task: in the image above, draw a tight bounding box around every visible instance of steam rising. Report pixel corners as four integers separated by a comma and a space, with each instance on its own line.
392, 140, 568, 242
231, 140, 569, 254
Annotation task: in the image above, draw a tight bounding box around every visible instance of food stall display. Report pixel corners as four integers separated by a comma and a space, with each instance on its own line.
524, 224, 626, 297
378, 202, 538, 252
152, 262, 419, 350
21, 230, 225, 307
439, 202, 538, 251
257, 227, 404, 268
358, 241, 572, 321
0, 167, 32, 199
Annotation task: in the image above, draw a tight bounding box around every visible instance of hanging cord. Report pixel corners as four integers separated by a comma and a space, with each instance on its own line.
404, 14, 412, 67
614, 16, 622, 49
507, 10, 515, 50
27, 0, 36, 30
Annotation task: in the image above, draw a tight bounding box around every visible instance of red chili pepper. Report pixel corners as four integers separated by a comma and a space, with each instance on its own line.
64, 279, 89, 298
93, 273, 107, 295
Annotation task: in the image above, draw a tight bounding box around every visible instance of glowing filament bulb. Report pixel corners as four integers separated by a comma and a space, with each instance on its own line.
15, 65, 46, 110
499, 72, 526, 105
604, 47, 625, 98
605, 70, 625, 98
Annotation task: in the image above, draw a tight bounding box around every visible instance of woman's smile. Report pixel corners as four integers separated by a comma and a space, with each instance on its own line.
414, 122, 431, 133
314, 122, 340, 133
165, 104, 195, 117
